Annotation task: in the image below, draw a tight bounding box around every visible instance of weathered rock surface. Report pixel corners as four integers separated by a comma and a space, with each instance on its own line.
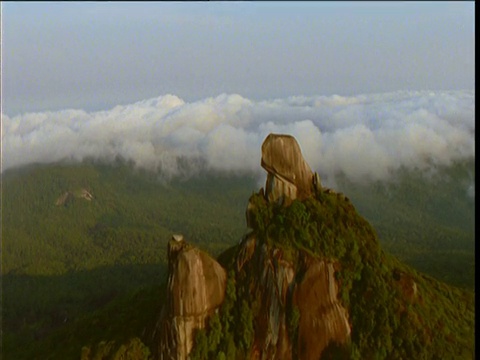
261, 134, 317, 205
393, 268, 418, 303
156, 235, 227, 360
55, 192, 74, 206
236, 235, 351, 360
294, 259, 351, 360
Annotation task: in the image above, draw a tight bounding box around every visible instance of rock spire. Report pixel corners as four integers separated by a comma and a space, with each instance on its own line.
156, 235, 227, 359
261, 133, 321, 205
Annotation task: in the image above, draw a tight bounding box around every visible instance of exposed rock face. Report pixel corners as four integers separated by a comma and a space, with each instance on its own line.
261, 134, 317, 205
157, 235, 227, 360
236, 235, 351, 360
294, 259, 351, 360
55, 188, 94, 206
240, 134, 350, 358
80, 189, 94, 201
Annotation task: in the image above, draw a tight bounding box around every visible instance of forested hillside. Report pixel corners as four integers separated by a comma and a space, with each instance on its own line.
334, 159, 475, 289
1, 160, 255, 357
184, 190, 474, 359
1, 158, 474, 358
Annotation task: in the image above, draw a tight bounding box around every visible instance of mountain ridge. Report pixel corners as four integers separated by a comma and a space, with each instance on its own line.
153, 134, 474, 359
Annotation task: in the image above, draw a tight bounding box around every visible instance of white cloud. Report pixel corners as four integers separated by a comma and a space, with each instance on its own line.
1, 90, 474, 186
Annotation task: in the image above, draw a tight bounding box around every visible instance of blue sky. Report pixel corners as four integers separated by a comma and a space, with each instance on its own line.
1, 2, 475, 115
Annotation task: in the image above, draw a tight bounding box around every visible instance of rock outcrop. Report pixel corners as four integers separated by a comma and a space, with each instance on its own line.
393, 268, 418, 303
55, 188, 94, 206
96, 131, 472, 360
157, 134, 349, 359
240, 134, 350, 359
261, 134, 318, 205
294, 259, 351, 359
235, 234, 351, 360
156, 235, 227, 360
55, 192, 74, 206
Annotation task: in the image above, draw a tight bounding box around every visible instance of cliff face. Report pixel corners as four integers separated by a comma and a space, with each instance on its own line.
55, 188, 94, 206
235, 236, 350, 360
156, 236, 226, 360
294, 259, 351, 360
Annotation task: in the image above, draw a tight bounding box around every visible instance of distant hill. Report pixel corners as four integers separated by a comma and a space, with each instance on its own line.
333, 159, 475, 289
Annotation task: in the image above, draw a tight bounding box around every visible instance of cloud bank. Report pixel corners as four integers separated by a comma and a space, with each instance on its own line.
2, 90, 474, 186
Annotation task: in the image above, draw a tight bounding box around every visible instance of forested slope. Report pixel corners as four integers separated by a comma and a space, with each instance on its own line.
1, 160, 255, 357
1, 158, 474, 358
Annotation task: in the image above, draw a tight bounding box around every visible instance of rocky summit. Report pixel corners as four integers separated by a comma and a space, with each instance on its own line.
155, 133, 349, 360
261, 133, 319, 205
153, 133, 474, 360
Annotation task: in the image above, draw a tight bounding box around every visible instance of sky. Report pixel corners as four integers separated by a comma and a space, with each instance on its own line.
0, 2, 475, 192
1, 2, 474, 115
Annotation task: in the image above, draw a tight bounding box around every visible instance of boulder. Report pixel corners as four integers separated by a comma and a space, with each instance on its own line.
261, 134, 318, 205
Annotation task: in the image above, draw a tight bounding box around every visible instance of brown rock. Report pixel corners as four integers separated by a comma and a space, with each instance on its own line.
80, 189, 94, 201
261, 134, 317, 205
235, 235, 350, 360
393, 269, 418, 302
294, 259, 351, 360
157, 235, 227, 360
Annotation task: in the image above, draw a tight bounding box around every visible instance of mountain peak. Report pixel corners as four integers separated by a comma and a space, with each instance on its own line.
261, 133, 321, 206
154, 133, 474, 360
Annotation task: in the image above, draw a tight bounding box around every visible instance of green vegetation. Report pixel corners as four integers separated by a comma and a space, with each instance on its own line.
190, 189, 474, 359
334, 159, 475, 289
2, 160, 255, 359
189, 267, 252, 360
80, 337, 152, 360
1, 158, 474, 358
6, 284, 164, 360
286, 305, 300, 357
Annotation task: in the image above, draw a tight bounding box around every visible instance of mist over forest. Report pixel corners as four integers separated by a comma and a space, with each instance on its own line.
2, 90, 474, 196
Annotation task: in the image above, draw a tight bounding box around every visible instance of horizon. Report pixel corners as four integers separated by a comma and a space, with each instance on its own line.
1, 2, 475, 186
